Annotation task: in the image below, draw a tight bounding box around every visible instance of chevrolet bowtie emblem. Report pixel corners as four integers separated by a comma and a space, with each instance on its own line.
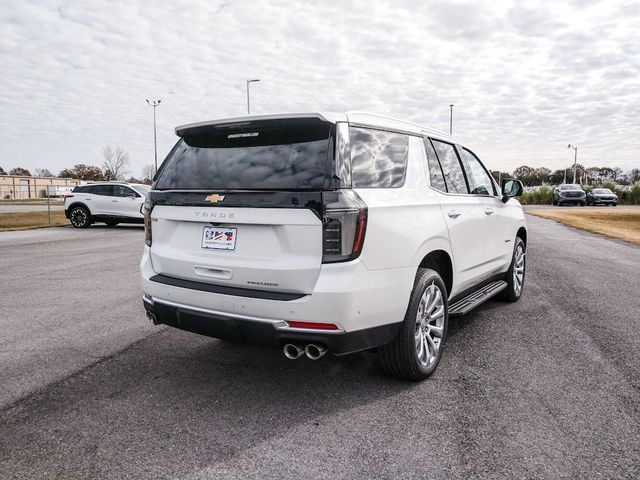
205, 194, 225, 203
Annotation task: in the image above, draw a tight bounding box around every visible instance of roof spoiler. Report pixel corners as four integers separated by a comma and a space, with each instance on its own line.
175, 113, 332, 137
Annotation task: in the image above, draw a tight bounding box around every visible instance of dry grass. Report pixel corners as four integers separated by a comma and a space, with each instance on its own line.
0, 211, 68, 231
528, 207, 640, 245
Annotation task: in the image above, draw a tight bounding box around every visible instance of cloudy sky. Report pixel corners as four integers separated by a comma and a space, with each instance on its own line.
1, 0, 639, 177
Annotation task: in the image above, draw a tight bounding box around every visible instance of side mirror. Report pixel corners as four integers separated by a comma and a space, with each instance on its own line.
501, 179, 524, 202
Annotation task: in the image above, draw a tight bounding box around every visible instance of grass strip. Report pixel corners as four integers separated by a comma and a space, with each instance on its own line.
0, 211, 68, 231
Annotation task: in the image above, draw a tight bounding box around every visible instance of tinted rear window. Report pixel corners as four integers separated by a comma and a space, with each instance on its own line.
349, 127, 409, 188
155, 119, 333, 190
92, 185, 114, 196
431, 140, 468, 194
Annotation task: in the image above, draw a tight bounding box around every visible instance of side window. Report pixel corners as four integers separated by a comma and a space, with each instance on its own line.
349, 127, 409, 188
72, 186, 85, 193
458, 148, 496, 196
431, 140, 469, 194
92, 185, 114, 196
424, 139, 447, 192
114, 185, 138, 197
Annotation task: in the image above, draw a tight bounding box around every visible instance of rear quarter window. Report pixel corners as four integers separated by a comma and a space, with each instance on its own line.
349, 127, 409, 188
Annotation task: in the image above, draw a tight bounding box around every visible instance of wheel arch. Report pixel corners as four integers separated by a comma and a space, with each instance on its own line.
67, 202, 90, 213
516, 226, 527, 248
417, 250, 453, 298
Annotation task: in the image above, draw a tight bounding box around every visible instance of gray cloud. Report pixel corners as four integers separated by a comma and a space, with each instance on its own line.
0, 0, 638, 177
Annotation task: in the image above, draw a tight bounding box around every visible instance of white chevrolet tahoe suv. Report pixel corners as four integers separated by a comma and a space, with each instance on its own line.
64, 182, 150, 228
141, 112, 527, 380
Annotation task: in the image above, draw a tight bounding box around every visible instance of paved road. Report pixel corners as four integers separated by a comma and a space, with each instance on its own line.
1, 218, 639, 479
0, 203, 65, 213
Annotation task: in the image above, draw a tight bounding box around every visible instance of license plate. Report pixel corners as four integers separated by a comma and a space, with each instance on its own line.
202, 226, 237, 250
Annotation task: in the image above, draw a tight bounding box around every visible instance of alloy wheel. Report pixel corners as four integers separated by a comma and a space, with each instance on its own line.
71, 208, 87, 227
415, 283, 445, 367
513, 244, 525, 296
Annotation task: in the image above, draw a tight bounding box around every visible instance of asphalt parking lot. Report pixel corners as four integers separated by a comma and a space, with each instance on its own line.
1, 218, 639, 479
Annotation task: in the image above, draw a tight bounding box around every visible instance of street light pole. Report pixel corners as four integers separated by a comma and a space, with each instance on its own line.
246, 79, 260, 114
567, 144, 578, 184
449, 104, 454, 136
146, 99, 161, 174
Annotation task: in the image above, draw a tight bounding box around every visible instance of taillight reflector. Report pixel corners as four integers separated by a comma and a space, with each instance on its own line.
287, 321, 339, 330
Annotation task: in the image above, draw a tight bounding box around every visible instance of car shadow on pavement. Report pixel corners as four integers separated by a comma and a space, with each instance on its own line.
0, 328, 419, 478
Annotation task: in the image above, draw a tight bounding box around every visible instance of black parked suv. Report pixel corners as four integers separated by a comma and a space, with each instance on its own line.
553, 184, 586, 206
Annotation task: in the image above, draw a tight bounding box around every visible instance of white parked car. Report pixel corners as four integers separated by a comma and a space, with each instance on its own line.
64, 182, 150, 228
141, 112, 527, 380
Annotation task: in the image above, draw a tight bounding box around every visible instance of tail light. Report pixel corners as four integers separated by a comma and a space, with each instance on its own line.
321, 190, 367, 263
143, 198, 154, 246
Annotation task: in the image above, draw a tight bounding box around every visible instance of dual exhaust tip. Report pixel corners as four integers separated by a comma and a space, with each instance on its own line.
283, 343, 327, 360
146, 310, 159, 326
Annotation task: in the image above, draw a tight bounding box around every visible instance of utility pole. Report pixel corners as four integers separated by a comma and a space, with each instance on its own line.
146, 99, 161, 174
567, 144, 578, 183
246, 79, 260, 114
449, 104, 454, 136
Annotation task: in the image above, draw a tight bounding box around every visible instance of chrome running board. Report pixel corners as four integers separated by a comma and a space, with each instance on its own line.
448, 280, 507, 316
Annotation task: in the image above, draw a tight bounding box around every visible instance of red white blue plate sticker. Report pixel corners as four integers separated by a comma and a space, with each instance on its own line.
202, 226, 237, 250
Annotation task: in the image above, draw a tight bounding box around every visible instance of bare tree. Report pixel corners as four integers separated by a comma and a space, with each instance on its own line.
102, 146, 130, 181
141, 164, 155, 183
34, 168, 54, 177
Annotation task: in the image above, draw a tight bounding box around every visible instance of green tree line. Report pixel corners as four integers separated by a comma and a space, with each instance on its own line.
491, 165, 640, 187
490, 164, 640, 205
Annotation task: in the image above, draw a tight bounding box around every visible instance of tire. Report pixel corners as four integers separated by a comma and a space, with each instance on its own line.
378, 268, 448, 381
612, 203, 617, 207
69, 206, 91, 228
580, 202, 586, 206
105, 221, 119, 226
552, 199, 557, 206
501, 237, 526, 302
557, 201, 562, 207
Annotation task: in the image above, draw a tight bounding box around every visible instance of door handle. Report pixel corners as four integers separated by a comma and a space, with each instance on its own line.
447, 210, 461, 219
112, 200, 118, 202
484, 208, 494, 215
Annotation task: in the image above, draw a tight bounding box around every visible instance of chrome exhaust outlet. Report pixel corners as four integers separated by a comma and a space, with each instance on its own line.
283, 343, 304, 360
305, 344, 327, 360
146, 310, 159, 325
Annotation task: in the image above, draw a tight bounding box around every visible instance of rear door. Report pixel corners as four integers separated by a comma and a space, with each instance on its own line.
91, 185, 115, 215
426, 139, 487, 291
148, 117, 334, 295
